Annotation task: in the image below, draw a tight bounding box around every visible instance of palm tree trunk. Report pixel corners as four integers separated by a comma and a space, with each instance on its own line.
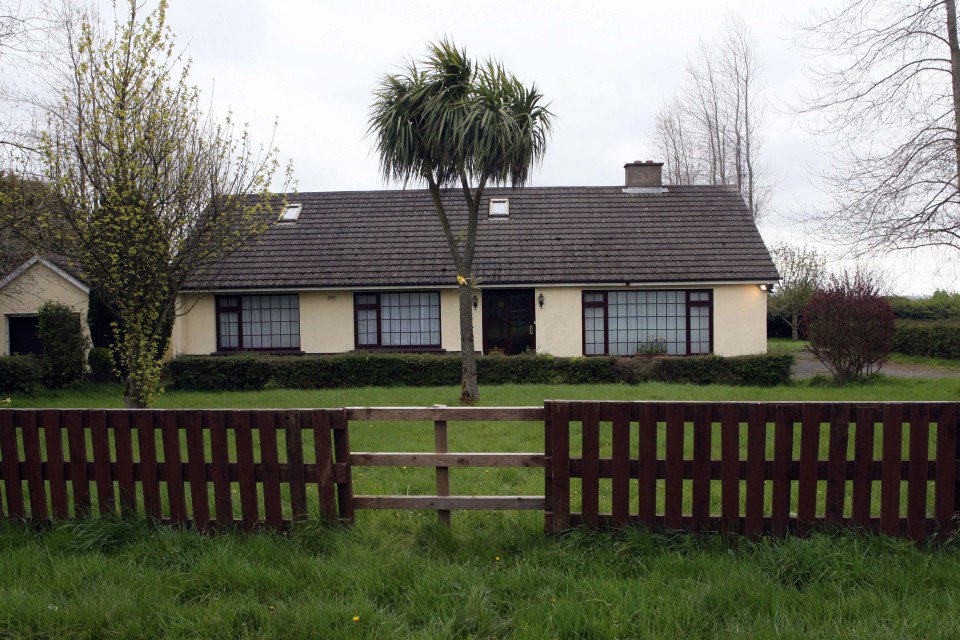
458, 284, 479, 404
946, 0, 960, 187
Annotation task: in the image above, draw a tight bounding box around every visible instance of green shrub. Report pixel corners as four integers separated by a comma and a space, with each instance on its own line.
167, 352, 793, 391
892, 320, 960, 359
37, 301, 89, 388
87, 347, 116, 383
887, 290, 960, 321
0, 355, 42, 393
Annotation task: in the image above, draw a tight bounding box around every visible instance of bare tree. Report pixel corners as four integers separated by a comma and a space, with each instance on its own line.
651, 14, 769, 221
794, 0, 960, 254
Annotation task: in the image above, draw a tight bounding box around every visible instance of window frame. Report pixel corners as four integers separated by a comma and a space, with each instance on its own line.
353, 291, 443, 351
215, 294, 301, 353
581, 289, 713, 356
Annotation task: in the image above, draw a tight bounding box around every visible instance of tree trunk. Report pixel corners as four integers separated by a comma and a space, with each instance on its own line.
791, 312, 800, 341
946, 0, 960, 186
123, 374, 145, 408
458, 284, 479, 404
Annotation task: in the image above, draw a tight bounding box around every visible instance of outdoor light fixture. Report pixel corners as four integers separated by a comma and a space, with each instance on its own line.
472, 295, 478, 310
538, 293, 545, 309
759, 284, 768, 291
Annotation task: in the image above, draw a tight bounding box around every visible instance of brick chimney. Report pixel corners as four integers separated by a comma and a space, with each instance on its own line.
624, 160, 664, 190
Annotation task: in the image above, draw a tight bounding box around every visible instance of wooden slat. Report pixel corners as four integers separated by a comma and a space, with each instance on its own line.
285, 411, 307, 523
691, 404, 711, 532
20, 411, 47, 520
580, 403, 600, 529
159, 411, 187, 526
548, 401, 570, 531
907, 404, 929, 542
637, 402, 657, 526
41, 410, 68, 519
0, 411, 21, 518
796, 404, 821, 535
257, 412, 282, 529
851, 406, 876, 528
745, 403, 766, 537
825, 403, 850, 525
65, 409, 90, 515
353, 495, 545, 510
771, 405, 793, 534
935, 403, 957, 534
110, 411, 136, 515
234, 411, 258, 530
434, 419, 450, 527
88, 411, 114, 517
664, 403, 684, 530
880, 404, 904, 537
720, 404, 740, 534
135, 412, 161, 521
346, 406, 543, 421
184, 410, 210, 531
209, 411, 233, 529
611, 402, 630, 528
349, 452, 546, 467
312, 411, 336, 523
543, 401, 554, 532
331, 409, 354, 523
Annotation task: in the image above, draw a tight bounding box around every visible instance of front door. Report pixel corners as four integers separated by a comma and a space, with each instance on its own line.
482, 289, 536, 355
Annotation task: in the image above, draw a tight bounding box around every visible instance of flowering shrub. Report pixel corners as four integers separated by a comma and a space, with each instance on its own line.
802, 271, 894, 384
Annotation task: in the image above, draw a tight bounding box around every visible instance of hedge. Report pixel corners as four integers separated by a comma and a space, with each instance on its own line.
166, 352, 794, 391
892, 320, 960, 360
0, 355, 43, 394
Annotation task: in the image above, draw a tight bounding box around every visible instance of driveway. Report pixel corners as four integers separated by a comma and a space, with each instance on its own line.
792, 350, 960, 379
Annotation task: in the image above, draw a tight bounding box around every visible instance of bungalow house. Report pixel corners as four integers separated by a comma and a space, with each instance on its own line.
170, 161, 780, 358
0, 255, 91, 355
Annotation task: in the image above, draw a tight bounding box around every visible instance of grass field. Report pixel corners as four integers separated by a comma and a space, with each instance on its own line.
2, 365, 960, 637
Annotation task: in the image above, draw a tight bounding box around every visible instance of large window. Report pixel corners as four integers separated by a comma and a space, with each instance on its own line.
583, 290, 712, 356
217, 294, 300, 351
355, 292, 441, 349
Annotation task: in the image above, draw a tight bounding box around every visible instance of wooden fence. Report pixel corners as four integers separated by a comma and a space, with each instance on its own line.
0, 402, 958, 541
546, 401, 960, 540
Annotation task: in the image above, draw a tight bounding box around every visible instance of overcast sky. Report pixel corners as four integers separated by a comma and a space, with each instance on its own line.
31, 0, 960, 294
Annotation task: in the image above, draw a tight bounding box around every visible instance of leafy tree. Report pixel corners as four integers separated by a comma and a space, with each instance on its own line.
37, 300, 88, 387
802, 270, 894, 384
768, 243, 826, 340
18, 0, 284, 407
794, 0, 960, 254
368, 40, 553, 404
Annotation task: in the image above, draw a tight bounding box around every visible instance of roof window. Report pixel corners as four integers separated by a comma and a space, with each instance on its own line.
279, 203, 302, 222
489, 198, 509, 218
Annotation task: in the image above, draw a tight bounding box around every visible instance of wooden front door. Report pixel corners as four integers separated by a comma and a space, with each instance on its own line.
482, 289, 536, 355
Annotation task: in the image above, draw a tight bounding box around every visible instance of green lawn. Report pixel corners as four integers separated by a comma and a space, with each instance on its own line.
769, 336, 960, 369
3, 380, 960, 638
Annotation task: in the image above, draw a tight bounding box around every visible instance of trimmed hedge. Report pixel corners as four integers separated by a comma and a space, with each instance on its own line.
0, 355, 42, 394
166, 352, 793, 391
892, 320, 960, 360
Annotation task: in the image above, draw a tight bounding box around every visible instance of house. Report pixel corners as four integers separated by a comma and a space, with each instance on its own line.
170, 161, 780, 358
0, 255, 91, 355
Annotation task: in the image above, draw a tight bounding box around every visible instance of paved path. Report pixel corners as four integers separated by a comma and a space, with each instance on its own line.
792, 350, 960, 379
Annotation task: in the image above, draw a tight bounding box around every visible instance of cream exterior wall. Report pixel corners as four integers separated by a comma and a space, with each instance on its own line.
0, 261, 90, 355
171, 283, 767, 357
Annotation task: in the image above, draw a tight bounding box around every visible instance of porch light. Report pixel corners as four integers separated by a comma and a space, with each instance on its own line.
759, 283, 768, 292
538, 293, 545, 309
472, 294, 478, 310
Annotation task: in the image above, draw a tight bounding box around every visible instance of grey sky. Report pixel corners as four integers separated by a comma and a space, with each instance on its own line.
34, 0, 960, 293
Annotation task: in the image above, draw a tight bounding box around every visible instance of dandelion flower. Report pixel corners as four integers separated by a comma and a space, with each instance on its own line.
352, 616, 360, 623
495, 556, 501, 562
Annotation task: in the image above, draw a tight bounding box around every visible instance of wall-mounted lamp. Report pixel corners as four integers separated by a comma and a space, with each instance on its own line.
538, 292, 545, 309
758, 283, 776, 293
759, 284, 767, 291
472, 294, 478, 310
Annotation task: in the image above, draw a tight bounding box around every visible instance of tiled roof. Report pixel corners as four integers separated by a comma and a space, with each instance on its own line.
185, 185, 780, 290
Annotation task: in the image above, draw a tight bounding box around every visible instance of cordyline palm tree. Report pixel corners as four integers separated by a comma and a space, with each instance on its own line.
368, 40, 553, 404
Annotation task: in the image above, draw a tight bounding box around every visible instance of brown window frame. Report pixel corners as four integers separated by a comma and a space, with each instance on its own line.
216, 294, 301, 352
353, 291, 442, 351
581, 289, 713, 356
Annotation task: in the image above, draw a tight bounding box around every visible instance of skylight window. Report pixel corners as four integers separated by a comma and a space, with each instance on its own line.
279, 203, 302, 222
489, 198, 509, 218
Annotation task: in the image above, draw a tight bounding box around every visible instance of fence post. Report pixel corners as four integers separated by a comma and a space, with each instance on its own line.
331, 408, 354, 524
547, 401, 570, 532
434, 416, 451, 527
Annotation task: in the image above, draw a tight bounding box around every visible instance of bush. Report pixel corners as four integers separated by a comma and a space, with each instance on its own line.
167, 352, 793, 391
803, 271, 895, 384
887, 290, 960, 321
892, 320, 960, 359
87, 347, 116, 383
0, 355, 42, 394
37, 301, 89, 388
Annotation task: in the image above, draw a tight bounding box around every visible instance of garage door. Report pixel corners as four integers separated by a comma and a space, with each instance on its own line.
8, 315, 42, 356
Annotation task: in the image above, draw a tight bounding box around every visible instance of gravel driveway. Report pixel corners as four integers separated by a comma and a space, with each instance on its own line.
792, 350, 960, 379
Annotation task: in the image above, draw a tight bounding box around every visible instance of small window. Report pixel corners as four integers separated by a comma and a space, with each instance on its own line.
279, 203, 302, 222
489, 198, 509, 218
